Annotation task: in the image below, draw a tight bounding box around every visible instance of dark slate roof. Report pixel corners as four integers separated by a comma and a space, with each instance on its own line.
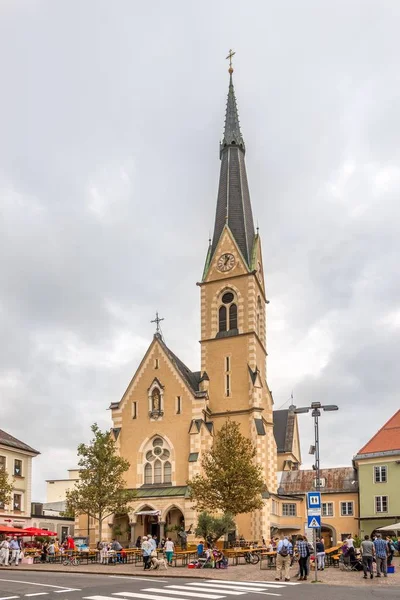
156, 334, 202, 395
0, 429, 40, 455
273, 409, 296, 453
279, 468, 359, 494
210, 73, 255, 268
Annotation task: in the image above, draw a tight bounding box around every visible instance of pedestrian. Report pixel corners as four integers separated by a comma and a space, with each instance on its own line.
360, 534, 375, 579
0, 537, 11, 566
111, 539, 123, 563
373, 533, 388, 577
100, 541, 109, 564
346, 534, 355, 549
386, 537, 395, 566
9, 536, 20, 566
275, 535, 292, 582
164, 537, 174, 566
197, 540, 204, 557
135, 536, 142, 549
47, 540, 55, 563
141, 536, 152, 570
148, 535, 157, 553
316, 537, 325, 570
295, 535, 309, 581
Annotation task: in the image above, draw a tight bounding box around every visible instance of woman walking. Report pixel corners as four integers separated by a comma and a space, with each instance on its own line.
316, 538, 325, 570
164, 538, 174, 566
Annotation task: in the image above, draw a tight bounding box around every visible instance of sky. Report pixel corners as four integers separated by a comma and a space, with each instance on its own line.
1, 0, 399, 501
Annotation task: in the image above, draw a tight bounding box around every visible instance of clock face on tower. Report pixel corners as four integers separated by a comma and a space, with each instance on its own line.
217, 253, 235, 272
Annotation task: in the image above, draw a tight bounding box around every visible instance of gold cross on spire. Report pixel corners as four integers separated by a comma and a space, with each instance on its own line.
226, 49, 236, 73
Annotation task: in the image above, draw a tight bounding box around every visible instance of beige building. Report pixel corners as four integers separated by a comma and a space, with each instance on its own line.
278, 467, 359, 547
0, 429, 39, 528
76, 67, 302, 546
46, 469, 79, 503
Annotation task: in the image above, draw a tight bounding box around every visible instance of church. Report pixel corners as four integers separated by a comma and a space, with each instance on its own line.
80, 64, 302, 546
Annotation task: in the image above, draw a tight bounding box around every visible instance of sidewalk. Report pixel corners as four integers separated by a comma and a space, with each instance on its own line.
5, 557, 399, 588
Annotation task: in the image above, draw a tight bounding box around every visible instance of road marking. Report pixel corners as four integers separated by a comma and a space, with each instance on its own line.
25, 594, 48, 597
180, 585, 245, 596
54, 592, 81, 594
251, 582, 300, 586
0, 581, 79, 592
143, 588, 224, 599
0, 597, 20, 600
206, 582, 283, 589
109, 577, 169, 583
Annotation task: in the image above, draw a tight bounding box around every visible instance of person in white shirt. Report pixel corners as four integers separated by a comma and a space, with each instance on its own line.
164, 538, 174, 566
0, 537, 11, 566
346, 535, 355, 549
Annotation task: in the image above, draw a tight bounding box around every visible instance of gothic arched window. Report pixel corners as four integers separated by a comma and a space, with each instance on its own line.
229, 303, 237, 330
219, 306, 227, 332
164, 461, 172, 483
218, 290, 238, 334
143, 437, 172, 485
144, 463, 152, 484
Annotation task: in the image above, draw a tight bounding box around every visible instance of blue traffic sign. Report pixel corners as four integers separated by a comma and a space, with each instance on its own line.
307, 491, 321, 510
308, 514, 321, 528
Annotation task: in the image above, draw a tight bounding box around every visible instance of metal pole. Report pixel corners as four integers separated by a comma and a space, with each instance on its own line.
314, 412, 320, 583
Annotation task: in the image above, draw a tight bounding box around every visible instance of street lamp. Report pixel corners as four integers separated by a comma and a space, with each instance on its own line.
289, 401, 339, 582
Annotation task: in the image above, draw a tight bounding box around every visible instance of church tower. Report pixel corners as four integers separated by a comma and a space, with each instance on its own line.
200, 62, 278, 538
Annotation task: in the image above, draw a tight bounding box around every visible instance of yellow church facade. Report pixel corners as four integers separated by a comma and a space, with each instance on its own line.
77, 67, 303, 546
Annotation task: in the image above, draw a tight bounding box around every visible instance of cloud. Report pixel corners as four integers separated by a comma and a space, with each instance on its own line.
0, 0, 399, 499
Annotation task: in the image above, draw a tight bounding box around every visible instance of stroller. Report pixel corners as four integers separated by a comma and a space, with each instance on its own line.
340, 547, 363, 572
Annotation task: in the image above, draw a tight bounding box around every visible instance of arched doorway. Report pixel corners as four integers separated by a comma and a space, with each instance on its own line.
321, 524, 336, 548
164, 506, 185, 544
134, 505, 161, 542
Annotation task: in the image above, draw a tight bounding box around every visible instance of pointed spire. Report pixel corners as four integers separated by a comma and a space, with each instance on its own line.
220, 65, 245, 156
208, 54, 255, 270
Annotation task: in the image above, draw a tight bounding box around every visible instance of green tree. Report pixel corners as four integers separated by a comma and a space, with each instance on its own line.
65, 423, 136, 537
188, 420, 264, 515
0, 469, 13, 508
195, 511, 236, 544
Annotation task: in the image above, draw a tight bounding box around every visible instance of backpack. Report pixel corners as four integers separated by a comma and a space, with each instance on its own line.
279, 543, 289, 557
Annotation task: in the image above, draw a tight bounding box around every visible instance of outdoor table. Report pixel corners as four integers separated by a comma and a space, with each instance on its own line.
260, 551, 277, 570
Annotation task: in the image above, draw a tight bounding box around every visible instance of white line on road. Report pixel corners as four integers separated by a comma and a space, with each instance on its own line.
0, 580, 80, 591
252, 581, 300, 586
0, 596, 20, 600
25, 594, 49, 597
206, 582, 283, 589
54, 591, 81, 594
108, 577, 169, 583
143, 588, 224, 599
178, 585, 245, 596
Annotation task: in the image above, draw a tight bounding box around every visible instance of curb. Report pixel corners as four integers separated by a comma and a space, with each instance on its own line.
11, 567, 232, 581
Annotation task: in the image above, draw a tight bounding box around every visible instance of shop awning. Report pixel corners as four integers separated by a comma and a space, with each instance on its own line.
135, 510, 161, 516
377, 522, 400, 533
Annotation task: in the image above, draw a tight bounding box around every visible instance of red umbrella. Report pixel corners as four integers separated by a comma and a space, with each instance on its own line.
0, 525, 26, 535
23, 527, 57, 537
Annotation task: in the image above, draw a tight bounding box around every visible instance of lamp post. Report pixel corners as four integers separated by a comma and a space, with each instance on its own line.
289, 401, 339, 582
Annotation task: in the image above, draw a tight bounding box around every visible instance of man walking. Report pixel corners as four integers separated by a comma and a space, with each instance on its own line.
9, 536, 20, 566
373, 533, 388, 577
275, 535, 292, 582
295, 535, 310, 581
360, 535, 375, 579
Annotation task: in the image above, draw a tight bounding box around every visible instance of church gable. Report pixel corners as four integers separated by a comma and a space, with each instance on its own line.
203, 225, 250, 284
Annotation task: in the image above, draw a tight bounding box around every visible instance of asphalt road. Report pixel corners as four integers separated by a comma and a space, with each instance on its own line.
0, 571, 399, 600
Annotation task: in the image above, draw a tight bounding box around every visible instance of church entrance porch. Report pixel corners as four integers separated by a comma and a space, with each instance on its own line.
164, 506, 185, 545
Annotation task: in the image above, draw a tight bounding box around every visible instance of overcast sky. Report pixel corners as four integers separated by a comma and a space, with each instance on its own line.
1, 1, 399, 501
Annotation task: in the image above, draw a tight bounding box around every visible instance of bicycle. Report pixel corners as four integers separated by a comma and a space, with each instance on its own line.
63, 555, 80, 566
244, 551, 260, 565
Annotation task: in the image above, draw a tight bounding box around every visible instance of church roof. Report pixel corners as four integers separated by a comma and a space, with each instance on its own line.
210, 71, 255, 268
156, 334, 202, 395
355, 409, 400, 456
273, 409, 296, 453
0, 429, 40, 455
